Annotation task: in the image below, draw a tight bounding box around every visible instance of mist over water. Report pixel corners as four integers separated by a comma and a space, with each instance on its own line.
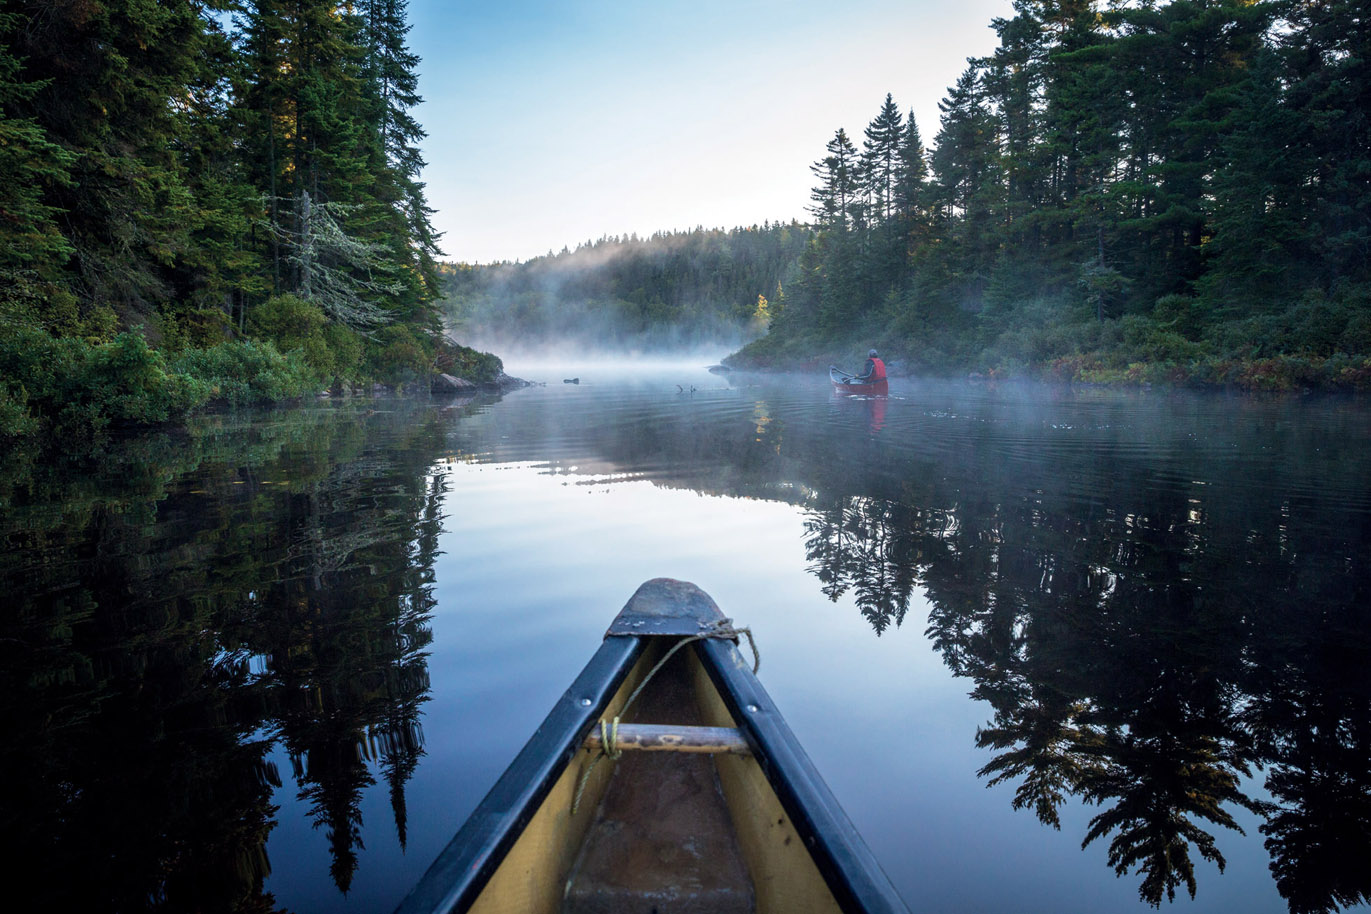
3, 369, 1368, 914
442, 224, 805, 363
488, 345, 742, 379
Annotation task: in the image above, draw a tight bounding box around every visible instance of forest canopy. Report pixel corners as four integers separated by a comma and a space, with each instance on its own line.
3, 0, 1369, 433
438, 0, 1370, 389
728, 0, 1371, 389
0, 0, 496, 442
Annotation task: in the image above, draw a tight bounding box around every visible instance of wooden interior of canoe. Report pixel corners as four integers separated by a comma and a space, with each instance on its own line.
465, 640, 844, 914
395, 578, 907, 914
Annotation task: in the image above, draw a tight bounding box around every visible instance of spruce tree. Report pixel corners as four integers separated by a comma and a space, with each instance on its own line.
894, 110, 929, 225
0, 12, 75, 302
809, 128, 860, 232
357, 0, 443, 324
1103, 0, 1269, 303
238, 1, 394, 328
1200, 46, 1310, 313
930, 66, 1004, 301
6, 0, 205, 318
861, 94, 904, 225
1277, 0, 1371, 292
165, 7, 266, 335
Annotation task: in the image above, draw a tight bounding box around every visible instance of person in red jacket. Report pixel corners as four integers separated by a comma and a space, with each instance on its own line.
858, 349, 886, 382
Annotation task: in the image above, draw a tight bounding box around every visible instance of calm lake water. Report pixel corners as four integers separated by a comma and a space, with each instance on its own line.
2, 361, 1368, 914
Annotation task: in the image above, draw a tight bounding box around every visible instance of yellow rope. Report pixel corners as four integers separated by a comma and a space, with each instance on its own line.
571, 619, 758, 815
600, 718, 621, 760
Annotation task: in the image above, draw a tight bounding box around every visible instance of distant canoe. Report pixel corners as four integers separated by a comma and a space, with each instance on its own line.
395, 578, 910, 914
830, 366, 889, 396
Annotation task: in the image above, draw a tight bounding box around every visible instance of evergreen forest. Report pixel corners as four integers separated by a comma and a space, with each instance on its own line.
442, 223, 810, 355
3, 0, 1370, 448
729, 0, 1371, 389
0, 1, 498, 444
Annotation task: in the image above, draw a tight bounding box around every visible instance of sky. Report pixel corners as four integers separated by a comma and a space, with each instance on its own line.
407, 0, 1012, 265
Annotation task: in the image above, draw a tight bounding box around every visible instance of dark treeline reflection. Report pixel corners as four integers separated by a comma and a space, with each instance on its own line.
0, 401, 466, 912
481, 381, 1370, 913
799, 396, 1371, 912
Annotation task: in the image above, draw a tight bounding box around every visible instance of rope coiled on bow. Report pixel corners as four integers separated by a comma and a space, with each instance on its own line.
571, 619, 759, 815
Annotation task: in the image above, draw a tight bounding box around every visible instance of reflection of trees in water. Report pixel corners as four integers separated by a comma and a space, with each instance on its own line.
479, 381, 1369, 911
791, 426, 1371, 911
0, 403, 462, 911
257, 464, 443, 892
1245, 539, 1371, 914
803, 495, 930, 634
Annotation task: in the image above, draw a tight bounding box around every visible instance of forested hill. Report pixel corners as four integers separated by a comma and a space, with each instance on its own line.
441, 223, 810, 355
729, 0, 1371, 390
0, 2, 496, 444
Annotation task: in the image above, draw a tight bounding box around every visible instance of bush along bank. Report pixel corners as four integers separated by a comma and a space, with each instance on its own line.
0, 295, 509, 444
725, 298, 1371, 394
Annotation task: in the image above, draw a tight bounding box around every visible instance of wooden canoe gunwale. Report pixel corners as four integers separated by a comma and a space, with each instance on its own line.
393, 634, 645, 914
394, 578, 910, 914
697, 636, 909, 914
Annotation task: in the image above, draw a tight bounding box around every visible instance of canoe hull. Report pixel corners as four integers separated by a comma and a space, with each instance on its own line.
395, 579, 909, 914
829, 366, 889, 396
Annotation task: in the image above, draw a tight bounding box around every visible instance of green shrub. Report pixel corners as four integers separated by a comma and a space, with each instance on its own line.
1118, 314, 1206, 363
242, 295, 377, 383
1289, 299, 1349, 356
0, 383, 37, 437
0, 326, 66, 404
1154, 294, 1208, 340
0, 328, 211, 437
1234, 356, 1324, 391
83, 332, 208, 423
322, 323, 363, 380
247, 294, 327, 343
1340, 312, 1371, 355
1328, 354, 1371, 389
366, 324, 432, 384
157, 306, 234, 351
171, 339, 319, 406
1, 282, 118, 343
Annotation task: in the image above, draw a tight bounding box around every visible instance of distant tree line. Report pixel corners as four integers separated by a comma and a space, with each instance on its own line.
730, 0, 1371, 389
0, 1, 492, 442
442, 223, 811, 353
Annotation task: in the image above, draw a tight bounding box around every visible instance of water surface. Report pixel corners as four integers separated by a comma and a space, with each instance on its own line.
1, 364, 1367, 913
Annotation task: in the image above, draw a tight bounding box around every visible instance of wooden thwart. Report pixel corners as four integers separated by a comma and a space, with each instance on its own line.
584, 723, 752, 755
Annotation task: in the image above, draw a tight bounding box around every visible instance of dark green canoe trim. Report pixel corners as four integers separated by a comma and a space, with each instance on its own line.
393, 635, 645, 914
698, 637, 912, 914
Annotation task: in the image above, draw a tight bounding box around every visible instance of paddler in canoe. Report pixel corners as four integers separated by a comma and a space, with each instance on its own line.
830, 349, 888, 395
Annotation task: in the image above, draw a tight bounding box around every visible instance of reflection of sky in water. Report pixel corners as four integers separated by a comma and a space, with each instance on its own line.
12, 368, 1360, 913
264, 382, 1292, 914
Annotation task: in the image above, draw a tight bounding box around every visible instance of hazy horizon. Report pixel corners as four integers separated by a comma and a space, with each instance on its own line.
409, 0, 1012, 264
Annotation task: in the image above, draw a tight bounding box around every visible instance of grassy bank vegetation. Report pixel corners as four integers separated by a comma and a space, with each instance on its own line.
0, 294, 505, 442
732, 289, 1371, 392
